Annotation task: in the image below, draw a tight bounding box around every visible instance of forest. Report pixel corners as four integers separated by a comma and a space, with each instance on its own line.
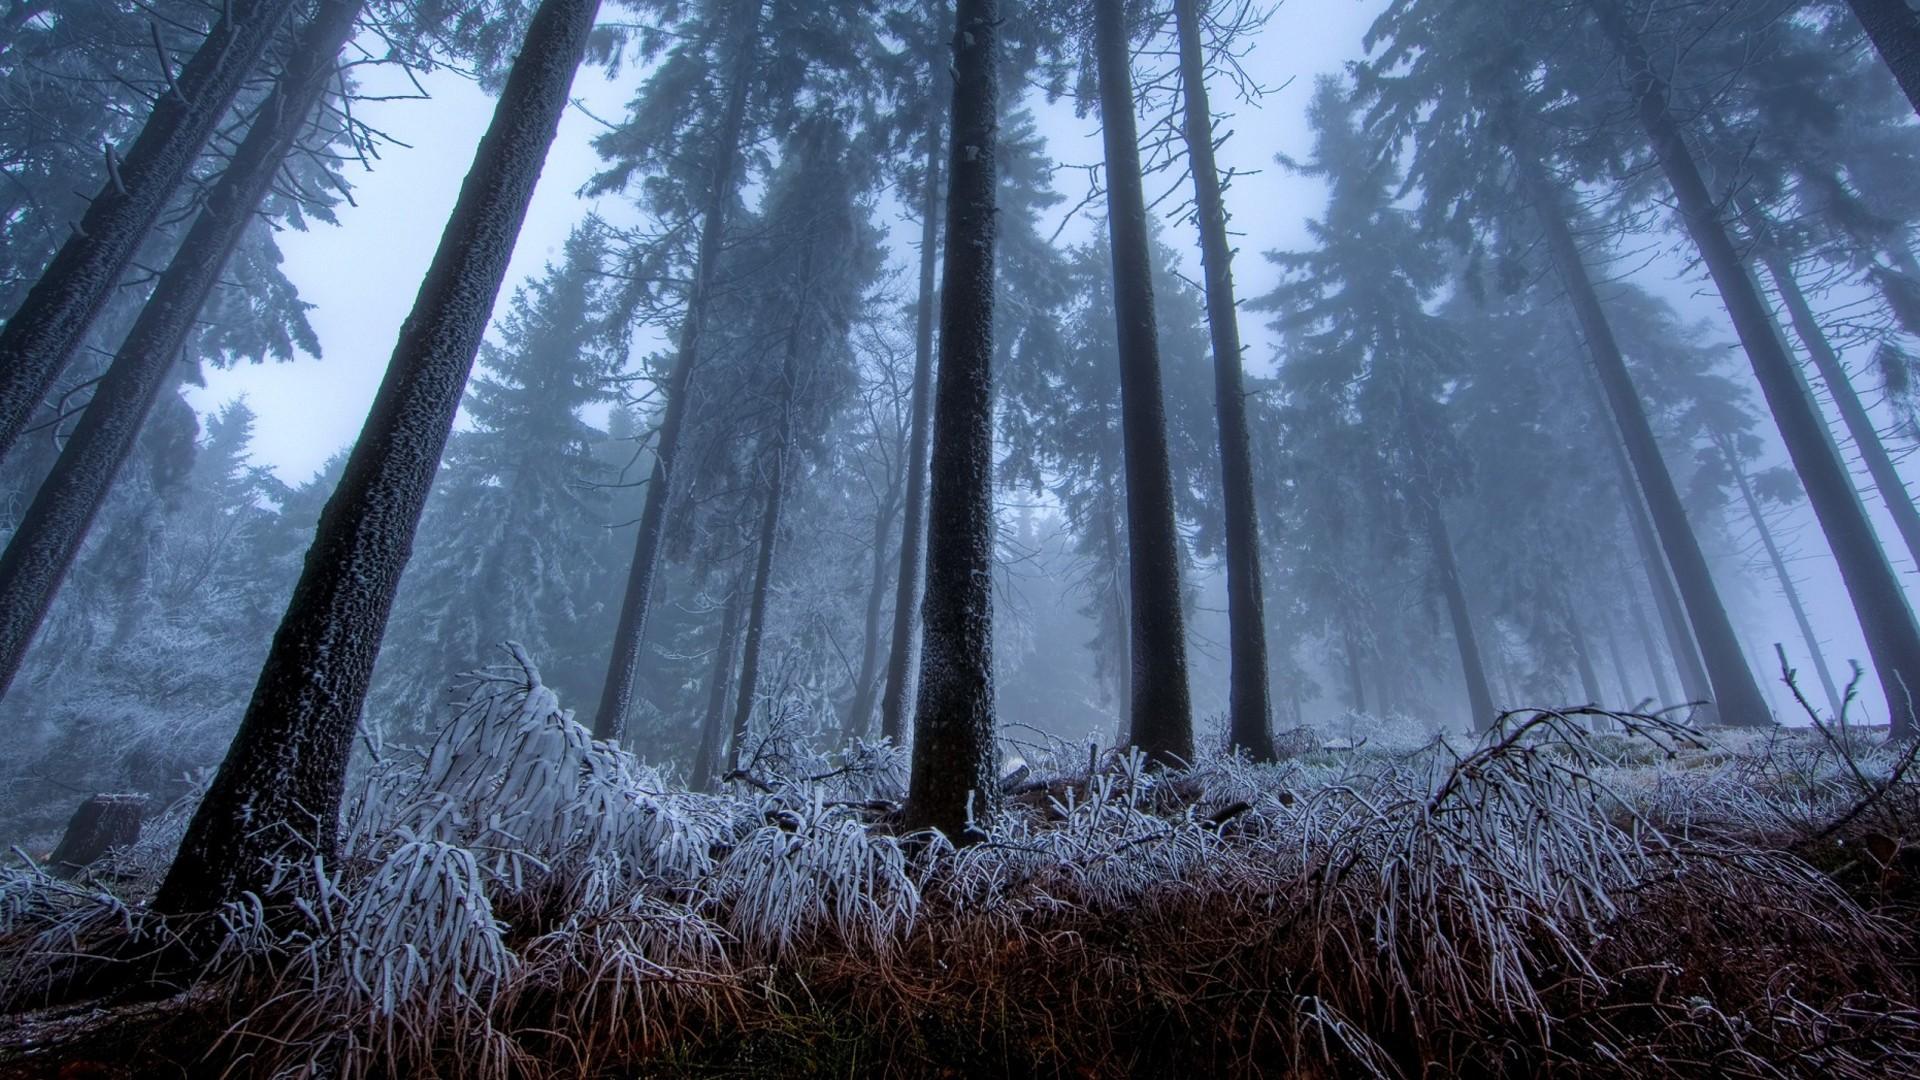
0, 0, 1919, 1075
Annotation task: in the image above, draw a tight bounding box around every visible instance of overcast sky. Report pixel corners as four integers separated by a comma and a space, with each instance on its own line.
183, 0, 1915, 723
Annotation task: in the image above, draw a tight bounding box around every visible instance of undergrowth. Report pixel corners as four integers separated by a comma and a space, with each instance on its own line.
0, 645, 1916, 1078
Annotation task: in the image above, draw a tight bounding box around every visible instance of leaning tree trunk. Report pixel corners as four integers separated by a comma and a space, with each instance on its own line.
0, 0, 364, 705
593, 0, 762, 743
1623, 566, 1678, 706
903, 0, 999, 840
1589, 364, 1713, 708
689, 577, 746, 793
1717, 434, 1847, 719
1847, 0, 1920, 120
1173, 0, 1272, 762
1092, 0, 1194, 767
1425, 498, 1496, 728
0, 0, 303, 466
152, 0, 601, 918
1760, 247, 1920, 574
1591, 0, 1920, 739
878, 40, 947, 747
1517, 145, 1764, 726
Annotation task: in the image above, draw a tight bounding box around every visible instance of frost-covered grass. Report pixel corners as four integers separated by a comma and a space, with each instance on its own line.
1, 651, 1917, 1077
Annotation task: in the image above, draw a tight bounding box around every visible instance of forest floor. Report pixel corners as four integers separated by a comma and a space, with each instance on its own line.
0, 671, 1916, 1078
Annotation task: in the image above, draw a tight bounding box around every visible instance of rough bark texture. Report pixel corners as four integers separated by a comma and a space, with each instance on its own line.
903, 0, 998, 840
1592, 0, 1919, 738
0, 0, 303, 465
1520, 147, 1764, 726
1762, 249, 1920, 574
593, 0, 762, 743
878, 104, 944, 746
1427, 500, 1497, 728
1719, 435, 1847, 719
690, 580, 746, 793
152, 0, 600, 917
1848, 0, 1920, 120
1093, 0, 1194, 767
0, 0, 364, 704
1174, 0, 1272, 762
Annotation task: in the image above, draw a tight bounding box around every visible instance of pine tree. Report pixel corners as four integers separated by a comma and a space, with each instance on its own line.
905, 0, 1000, 839
153, 0, 604, 918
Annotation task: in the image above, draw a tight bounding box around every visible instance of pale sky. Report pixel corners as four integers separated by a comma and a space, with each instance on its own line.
182, 0, 1917, 724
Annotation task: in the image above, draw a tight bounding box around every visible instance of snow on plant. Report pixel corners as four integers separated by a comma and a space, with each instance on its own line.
707, 785, 916, 956
348, 644, 732, 893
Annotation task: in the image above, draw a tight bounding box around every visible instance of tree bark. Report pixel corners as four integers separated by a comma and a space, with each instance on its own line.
593, 0, 762, 742
689, 576, 746, 793
1847, 0, 1920, 120
1717, 435, 1847, 719
152, 0, 600, 918
878, 39, 947, 747
1092, 0, 1194, 767
1173, 0, 1272, 762
0, 0, 364, 705
1517, 145, 1765, 726
0, 0, 303, 466
1761, 248, 1920, 574
1591, 0, 1920, 738
1426, 499, 1496, 728
904, 0, 998, 840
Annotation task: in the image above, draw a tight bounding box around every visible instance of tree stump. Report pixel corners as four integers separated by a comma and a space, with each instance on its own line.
46, 794, 145, 878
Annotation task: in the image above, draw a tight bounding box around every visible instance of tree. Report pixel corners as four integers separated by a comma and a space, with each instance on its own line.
1172, 0, 1273, 761
1587, 0, 1920, 738
904, 0, 999, 840
1090, 0, 1194, 766
153, 0, 603, 917
0, 0, 365, 704
0, 0, 304, 465
1845, 0, 1920, 120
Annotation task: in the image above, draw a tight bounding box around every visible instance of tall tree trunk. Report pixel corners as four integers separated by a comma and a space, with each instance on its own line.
1602, 609, 1636, 706
0, 0, 303, 466
904, 0, 998, 840
1846, 0, 1920, 120
593, 0, 762, 742
689, 576, 745, 793
1717, 434, 1847, 719
1590, 0, 1920, 738
0, 0, 364, 704
1517, 146, 1764, 726
728, 459, 787, 776
1092, 0, 1194, 767
878, 36, 947, 747
842, 485, 900, 740
1426, 499, 1496, 728
1561, 589, 1604, 705
1761, 248, 1920, 573
152, 0, 600, 918
1343, 627, 1368, 715
1100, 472, 1132, 730
1588, 362, 1713, 707
1173, 0, 1272, 762
1624, 574, 1678, 706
